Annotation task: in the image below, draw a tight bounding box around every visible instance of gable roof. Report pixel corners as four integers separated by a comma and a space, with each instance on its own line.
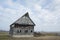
12, 12, 35, 26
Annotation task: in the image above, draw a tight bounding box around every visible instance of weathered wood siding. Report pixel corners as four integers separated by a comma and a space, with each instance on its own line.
13, 26, 34, 35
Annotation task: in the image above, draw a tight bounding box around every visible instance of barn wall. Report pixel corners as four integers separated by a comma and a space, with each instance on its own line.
13, 26, 34, 35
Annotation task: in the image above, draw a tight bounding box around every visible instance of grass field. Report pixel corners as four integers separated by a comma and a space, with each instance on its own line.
0, 32, 60, 40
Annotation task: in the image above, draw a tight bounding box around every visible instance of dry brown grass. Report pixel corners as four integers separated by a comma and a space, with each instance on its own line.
0, 32, 60, 40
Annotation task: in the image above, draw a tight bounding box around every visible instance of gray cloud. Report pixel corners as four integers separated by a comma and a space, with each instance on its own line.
0, 0, 60, 32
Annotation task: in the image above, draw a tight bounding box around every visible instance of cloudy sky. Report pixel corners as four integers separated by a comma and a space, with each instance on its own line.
0, 0, 60, 32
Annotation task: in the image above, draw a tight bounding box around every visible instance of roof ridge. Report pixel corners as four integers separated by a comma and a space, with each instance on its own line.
22, 12, 29, 17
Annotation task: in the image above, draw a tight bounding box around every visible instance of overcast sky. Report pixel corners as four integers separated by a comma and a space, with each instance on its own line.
0, 0, 60, 32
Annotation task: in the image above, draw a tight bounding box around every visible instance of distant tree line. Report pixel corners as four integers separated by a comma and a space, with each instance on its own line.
34, 32, 60, 37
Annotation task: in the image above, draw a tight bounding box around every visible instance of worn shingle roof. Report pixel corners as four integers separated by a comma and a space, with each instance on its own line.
13, 12, 35, 26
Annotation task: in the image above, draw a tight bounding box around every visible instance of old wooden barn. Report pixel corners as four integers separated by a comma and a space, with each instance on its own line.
9, 12, 35, 37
